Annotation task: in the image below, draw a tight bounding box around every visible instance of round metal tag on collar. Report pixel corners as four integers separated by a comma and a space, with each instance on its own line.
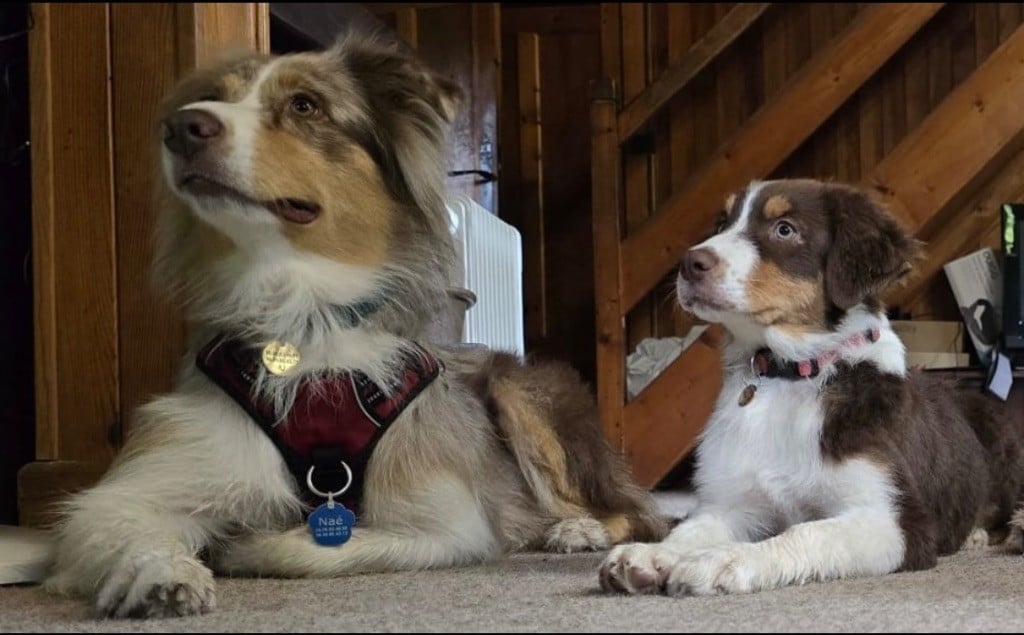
261, 341, 301, 375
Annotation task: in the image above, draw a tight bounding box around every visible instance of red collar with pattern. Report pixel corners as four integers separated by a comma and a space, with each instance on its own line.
195, 336, 441, 512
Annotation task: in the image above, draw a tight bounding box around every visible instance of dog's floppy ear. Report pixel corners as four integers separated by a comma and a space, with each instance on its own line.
326, 32, 463, 244
823, 185, 922, 310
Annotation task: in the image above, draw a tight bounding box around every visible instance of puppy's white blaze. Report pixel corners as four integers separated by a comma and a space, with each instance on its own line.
683, 181, 766, 319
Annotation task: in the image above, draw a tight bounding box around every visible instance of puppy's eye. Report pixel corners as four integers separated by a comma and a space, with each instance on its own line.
712, 215, 729, 235
290, 94, 320, 117
774, 220, 797, 239
197, 94, 219, 102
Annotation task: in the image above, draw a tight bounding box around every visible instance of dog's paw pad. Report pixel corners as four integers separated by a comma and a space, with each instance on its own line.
545, 518, 611, 554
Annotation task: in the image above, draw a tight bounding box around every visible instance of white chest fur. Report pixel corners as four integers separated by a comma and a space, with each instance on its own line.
694, 366, 898, 540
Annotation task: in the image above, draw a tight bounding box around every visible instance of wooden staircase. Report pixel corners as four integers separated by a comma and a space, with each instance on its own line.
591, 3, 1024, 487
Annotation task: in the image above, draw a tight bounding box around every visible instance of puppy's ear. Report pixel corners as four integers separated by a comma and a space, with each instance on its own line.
824, 185, 922, 310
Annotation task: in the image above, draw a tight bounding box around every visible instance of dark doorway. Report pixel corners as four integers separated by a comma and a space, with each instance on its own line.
0, 3, 35, 525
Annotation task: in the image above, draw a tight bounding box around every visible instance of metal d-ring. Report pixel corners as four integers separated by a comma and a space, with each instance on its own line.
305, 461, 354, 500
748, 354, 763, 386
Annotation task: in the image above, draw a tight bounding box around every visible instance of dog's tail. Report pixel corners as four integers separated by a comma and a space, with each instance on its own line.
476, 352, 669, 543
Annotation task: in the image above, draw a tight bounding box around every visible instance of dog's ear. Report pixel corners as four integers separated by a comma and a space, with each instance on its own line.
329, 33, 461, 241
823, 185, 922, 310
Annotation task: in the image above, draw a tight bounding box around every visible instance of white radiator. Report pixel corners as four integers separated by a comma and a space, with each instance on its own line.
446, 194, 525, 357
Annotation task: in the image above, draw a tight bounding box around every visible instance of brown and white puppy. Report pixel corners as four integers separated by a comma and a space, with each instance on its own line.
43, 35, 666, 618
600, 178, 1023, 596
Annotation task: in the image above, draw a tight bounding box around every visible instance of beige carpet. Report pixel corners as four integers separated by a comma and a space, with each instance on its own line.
1, 547, 1023, 632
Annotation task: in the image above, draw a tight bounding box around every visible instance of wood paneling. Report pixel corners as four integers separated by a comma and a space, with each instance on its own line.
22, 2, 270, 526
620, 3, 945, 313
617, 3, 769, 141
868, 25, 1024, 236
110, 4, 185, 442
32, 3, 119, 463
501, 4, 602, 381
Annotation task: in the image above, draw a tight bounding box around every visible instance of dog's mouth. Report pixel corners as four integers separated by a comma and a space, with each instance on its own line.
179, 175, 321, 225
676, 284, 732, 314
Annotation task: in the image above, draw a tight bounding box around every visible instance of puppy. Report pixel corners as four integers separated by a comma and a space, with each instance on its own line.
599, 179, 1023, 596
44, 35, 666, 618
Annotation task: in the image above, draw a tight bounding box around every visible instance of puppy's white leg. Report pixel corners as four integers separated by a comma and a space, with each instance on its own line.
599, 509, 744, 594
663, 510, 904, 596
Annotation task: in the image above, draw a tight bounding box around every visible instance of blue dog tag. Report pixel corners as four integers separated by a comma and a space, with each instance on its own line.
308, 499, 355, 546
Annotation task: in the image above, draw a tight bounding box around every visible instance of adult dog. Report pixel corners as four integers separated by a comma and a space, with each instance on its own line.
599, 179, 1022, 597
45, 35, 665, 618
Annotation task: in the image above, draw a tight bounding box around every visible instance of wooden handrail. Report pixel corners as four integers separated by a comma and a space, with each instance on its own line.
617, 3, 771, 142
617, 3, 945, 314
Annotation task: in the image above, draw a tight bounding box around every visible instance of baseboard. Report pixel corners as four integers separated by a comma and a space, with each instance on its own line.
17, 461, 109, 529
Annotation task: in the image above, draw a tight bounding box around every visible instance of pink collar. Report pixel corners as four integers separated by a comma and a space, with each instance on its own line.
751, 326, 882, 380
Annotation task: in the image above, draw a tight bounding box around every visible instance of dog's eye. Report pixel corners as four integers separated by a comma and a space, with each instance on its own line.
774, 221, 797, 239
712, 215, 728, 235
197, 94, 219, 102
290, 94, 320, 117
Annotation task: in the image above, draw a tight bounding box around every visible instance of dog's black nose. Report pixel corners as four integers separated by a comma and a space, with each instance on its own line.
163, 109, 223, 159
680, 248, 719, 282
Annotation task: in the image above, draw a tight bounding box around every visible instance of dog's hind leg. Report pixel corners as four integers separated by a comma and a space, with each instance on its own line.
214, 473, 503, 577
213, 524, 499, 578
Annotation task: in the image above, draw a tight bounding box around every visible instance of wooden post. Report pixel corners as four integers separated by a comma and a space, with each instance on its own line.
590, 77, 625, 450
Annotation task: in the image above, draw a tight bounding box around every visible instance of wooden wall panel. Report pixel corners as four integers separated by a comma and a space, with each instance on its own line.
23, 2, 270, 526
110, 4, 185, 442
501, 4, 602, 382
32, 3, 119, 463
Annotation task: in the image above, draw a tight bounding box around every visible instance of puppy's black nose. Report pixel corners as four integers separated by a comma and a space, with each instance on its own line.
163, 109, 223, 159
680, 248, 719, 282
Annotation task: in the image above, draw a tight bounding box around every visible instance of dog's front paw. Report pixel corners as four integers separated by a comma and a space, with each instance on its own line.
598, 543, 683, 594
95, 549, 215, 618
663, 545, 762, 597
545, 518, 611, 553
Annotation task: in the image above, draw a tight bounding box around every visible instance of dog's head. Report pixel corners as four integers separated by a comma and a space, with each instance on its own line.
154, 34, 462, 339
676, 179, 921, 340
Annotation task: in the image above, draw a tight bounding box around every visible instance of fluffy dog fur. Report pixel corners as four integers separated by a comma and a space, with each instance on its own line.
44, 35, 666, 618
599, 179, 1023, 597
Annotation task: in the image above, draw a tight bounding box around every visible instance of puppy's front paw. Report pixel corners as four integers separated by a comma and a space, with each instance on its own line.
545, 518, 611, 553
598, 543, 683, 594
663, 545, 761, 597
95, 549, 215, 618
